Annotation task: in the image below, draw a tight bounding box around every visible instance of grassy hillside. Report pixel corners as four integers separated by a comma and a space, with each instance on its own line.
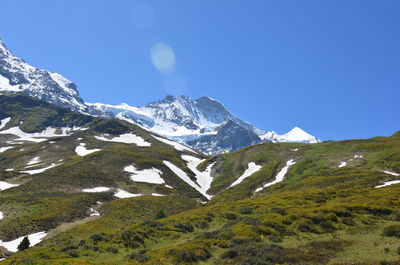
0, 94, 207, 249
3, 168, 400, 264
1, 94, 400, 264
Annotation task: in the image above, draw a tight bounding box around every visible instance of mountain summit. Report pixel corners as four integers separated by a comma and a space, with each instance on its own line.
0, 39, 87, 112
89, 96, 320, 154
0, 40, 320, 154
260, 126, 320, 144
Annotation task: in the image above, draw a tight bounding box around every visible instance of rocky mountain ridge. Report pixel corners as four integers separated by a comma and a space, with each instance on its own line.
0, 40, 320, 155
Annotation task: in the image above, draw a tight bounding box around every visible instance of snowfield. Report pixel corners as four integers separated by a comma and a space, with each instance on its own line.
0, 147, 13, 153
375, 180, 400, 188
0, 181, 19, 191
27, 156, 41, 166
95, 133, 151, 146
0, 231, 47, 252
20, 163, 61, 175
182, 155, 215, 195
151, 193, 166, 197
383, 171, 400, 176
75, 143, 101, 156
153, 135, 197, 153
81, 187, 164, 198
0, 117, 11, 130
124, 165, 164, 184
163, 160, 211, 200
0, 126, 77, 143
114, 189, 142, 198
230, 162, 262, 188
82, 187, 110, 193
374, 171, 400, 188
338, 162, 347, 168
90, 208, 100, 217
0, 211, 3, 220
255, 159, 296, 192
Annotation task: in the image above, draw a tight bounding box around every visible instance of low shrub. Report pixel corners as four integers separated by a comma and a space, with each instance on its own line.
383, 225, 400, 238
221, 250, 238, 259
127, 253, 149, 263
174, 223, 194, 233
224, 213, 238, 220
168, 248, 211, 262
106, 247, 119, 254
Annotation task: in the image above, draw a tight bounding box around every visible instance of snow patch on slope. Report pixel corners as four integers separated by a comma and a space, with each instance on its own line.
375, 180, 400, 188
89, 208, 100, 217
114, 189, 165, 198
0, 147, 13, 153
163, 160, 210, 200
124, 165, 164, 184
0, 181, 19, 191
0, 117, 11, 130
383, 171, 400, 176
181, 155, 215, 195
82, 187, 110, 193
114, 189, 142, 198
20, 163, 61, 175
75, 143, 100, 156
375, 171, 400, 188
27, 156, 41, 166
0, 126, 74, 143
95, 133, 151, 146
255, 159, 296, 192
230, 162, 262, 188
0, 231, 47, 252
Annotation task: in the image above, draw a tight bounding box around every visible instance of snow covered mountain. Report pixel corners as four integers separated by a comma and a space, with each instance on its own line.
88, 96, 320, 154
88, 95, 258, 138
260, 127, 320, 144
0, 39, 87, 112
87, 95, 264, 154
0, 39, 320, 154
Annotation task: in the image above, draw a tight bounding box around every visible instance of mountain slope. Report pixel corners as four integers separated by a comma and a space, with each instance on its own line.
89, 95, 320, 155
0, 40, 87, 112
0, 94, 219, 250
2, 120, 400, 264
0, 40, 320, 155
87, 95, 265, 155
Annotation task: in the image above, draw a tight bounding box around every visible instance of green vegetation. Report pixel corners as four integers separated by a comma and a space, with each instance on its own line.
17, 236, 30, 252
1, 94, 400, 264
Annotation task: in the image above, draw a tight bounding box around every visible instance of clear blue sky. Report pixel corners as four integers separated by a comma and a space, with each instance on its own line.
1, 0, 399, 140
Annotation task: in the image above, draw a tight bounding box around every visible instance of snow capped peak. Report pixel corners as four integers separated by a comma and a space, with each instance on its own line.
0, 39, 87, 112
259, 127, 320, 143
286, 127, 308, 136
0, 39, 11, 57
281, 127, 320, 143
88, 95, 321, 154
0, 39, 322, 154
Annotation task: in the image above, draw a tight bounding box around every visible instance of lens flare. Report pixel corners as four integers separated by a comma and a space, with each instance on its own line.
150, 42, 176, 74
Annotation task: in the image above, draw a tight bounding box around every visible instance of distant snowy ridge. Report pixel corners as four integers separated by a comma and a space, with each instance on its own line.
88, 96, 320, 154
0, 39, 320, 155
0, 39, 86, 112
260, 127, 320, 144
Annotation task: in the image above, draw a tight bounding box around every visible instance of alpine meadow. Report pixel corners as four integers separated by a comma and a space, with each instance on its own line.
0, 1, 400, 265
